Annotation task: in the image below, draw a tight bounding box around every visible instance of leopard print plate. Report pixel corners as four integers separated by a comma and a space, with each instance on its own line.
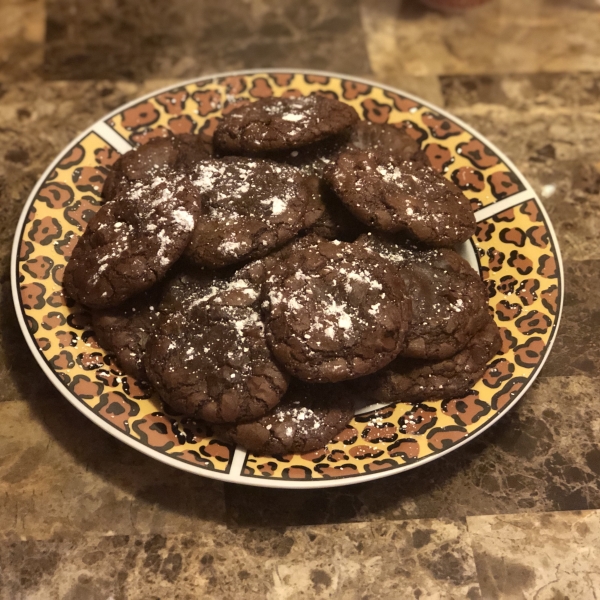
12, 70, 563, 488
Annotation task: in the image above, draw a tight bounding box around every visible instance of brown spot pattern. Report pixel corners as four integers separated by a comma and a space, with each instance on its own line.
130, 127, 169, 145
305, 75, 329, 85
424, 143, 454, 173
516, 310, 552, 335
476, 222, 495, 242
23, 256, 54, 279
514, 337, 545, 368
314, 464, 358, 478
497, 275, 518, 295
219, 75, 247, 94
492, 377, 527, 411
156, 89, 188, 115
516, 279, 540, 306
95, 392, 139, 433
64, 198, 99, 232
387, 438, 419, 462
399, 404, 438, 436
427, 426, 468, 451
457, 139, 499, 169
38, 182, 74, 209
401, 121, 428, 144
121, 102, 160, 130
249, 77, 274, 98
541, 285, 559, 315
199, 440, 231, 463
482, 359, 514, 389
526, 225, 549, 248
54, 231, 79, 258
168, 114, 196, 135
342, 81, 371, 100
58, 144, 85, 169
488, 171, 523, 200
29, 217, 62, 245
487, 248, 505, 271
94, 147, 120, 167
361, 98, 391, 123
132, 413, 182, 451
361, 423, 398, 444
20, 282, 46, 310
384, 91, 419, 112
192, 90, 221, 116
422, 113, 462, 139
495, 300, 522, 321
538, 255, 557, 278
452, 166, 485, 192
508, 250, 534, 275
442, 392, 490, 427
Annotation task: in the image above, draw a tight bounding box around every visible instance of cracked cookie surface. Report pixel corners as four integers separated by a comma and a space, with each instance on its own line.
186, 157, 313, 267
326, 147, 475, 247
64, 172, 201, 309
215, 380, 355, 454
263, 239, 411, 383
146, 265, 288, 423
214, 95, 358, 154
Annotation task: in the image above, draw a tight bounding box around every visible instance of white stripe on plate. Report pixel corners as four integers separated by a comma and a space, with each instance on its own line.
229, 446, 248, 476
474, 190, 535, 223
92, 122, 134, 154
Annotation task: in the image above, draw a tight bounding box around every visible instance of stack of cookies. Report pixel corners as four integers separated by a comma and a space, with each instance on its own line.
63, 95, 500, 455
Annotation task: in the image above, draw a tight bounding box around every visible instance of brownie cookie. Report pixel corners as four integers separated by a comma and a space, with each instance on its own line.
348, 121, 426, 164
361, 235, 490, 359
160, 259, 268, 315
307, 185, 368, 242
301, 176, 326, 230
214, 96, 359, 154
215, 380, 355, 454
173, 132, 214, 170
92, 287, 162, 381
275, 134, 349, 178
102, 133, 213, 201
186, 157, 312, 268
362, 317, 501, 404
144, 272, 288, 424
263, 239, 411, 383
64, 172, 201, 309
326, 148, 475, 247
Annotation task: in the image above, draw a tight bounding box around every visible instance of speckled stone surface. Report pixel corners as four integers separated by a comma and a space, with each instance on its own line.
1, 0, 600, 597
468, 510, 600, 598
43, 0, 371, 80
1, 519, 482, 599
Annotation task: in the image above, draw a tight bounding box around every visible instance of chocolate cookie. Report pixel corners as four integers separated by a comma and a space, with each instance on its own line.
92, 287, 162, 381
348, 121, 426, 164
145, 270, 288, 424
362, 317, 501, 404
326, 148, 475, 247
301, 176, 327, 230
214, 96, 359, 154
102, 133, 213, 201
361, 235, 490, 359
64, 172, 201, 309
186, 157, 312, 268
306, 185, 368, 242
274, 134, 350, 178
215, 380, 355, 454
263, 239, 411, 383
160, 259, 268, 315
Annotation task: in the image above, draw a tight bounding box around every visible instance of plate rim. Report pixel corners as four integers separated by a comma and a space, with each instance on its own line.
11, 68, 564, 489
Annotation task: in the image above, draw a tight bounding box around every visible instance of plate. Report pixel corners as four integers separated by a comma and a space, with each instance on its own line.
12, 70, 563, 489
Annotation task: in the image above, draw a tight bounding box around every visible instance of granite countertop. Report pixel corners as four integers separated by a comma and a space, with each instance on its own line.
1, 0, 600, 598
